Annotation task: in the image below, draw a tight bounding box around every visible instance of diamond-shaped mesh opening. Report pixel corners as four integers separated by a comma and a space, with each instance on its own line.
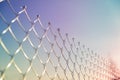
25, 68, 38, 80
76, 56, 81, 65
22, 39, 36, 59
18, 12, 31, 31
4, 64, 22, 80
70, 54, 76, 64
32, 56, 44, 76
46, 62, 56, 78
74, 71, 79, 80
40, 72, 51, 80
49, 52, 59, 66
80, 65, 86, 75
65, 68, 72, 80
0, 45, 11, 70
38, 46, 49, 63
42, 37, 52, 52
46, 29, 55, 43
0, 1, 16, 23
14, 50, 30, 73
8, 0, 23, 12
54, 76, 60, 80
80, 51, 85, 58
68, 59, 74, 72
53, 42, 62, 57
59, 56, 66, 69
10, 21, 26, 42
79, 72, 85, 80
34, 21, 46, 38
63, 40, 71, 52
0, 17, 8, 34
62, 48, 69, 60
28, 30, 40, 48
55, 35, 64, 48
57, 66, 65, 79
1, 30, 19, 55
75, 62, 80, 73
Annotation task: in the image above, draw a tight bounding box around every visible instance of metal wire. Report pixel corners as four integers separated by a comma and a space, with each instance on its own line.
0, 0, 120, 80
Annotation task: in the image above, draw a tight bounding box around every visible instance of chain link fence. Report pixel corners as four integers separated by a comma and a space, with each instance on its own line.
0, 0, 120, 80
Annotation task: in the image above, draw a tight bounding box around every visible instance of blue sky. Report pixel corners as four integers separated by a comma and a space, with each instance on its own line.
1, 0, 120, 67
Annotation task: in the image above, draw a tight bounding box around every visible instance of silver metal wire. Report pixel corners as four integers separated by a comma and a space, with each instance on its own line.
0, 0, 120, 80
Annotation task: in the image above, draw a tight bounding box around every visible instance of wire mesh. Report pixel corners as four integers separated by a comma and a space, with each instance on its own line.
0, 0, 120, 80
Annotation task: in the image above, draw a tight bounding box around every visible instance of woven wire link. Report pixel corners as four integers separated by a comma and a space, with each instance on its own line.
0, 0, 120, 80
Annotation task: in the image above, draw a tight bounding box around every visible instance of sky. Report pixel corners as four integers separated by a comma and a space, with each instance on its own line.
4, 0, 120, 67
0, 0, 120, 78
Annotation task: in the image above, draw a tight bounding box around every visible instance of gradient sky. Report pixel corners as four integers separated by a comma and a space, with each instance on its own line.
1, 0, 120, 68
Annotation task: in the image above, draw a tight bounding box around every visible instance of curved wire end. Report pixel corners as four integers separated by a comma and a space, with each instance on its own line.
36, 15, 40, 18
57, 28, 60, 32
48, 22, 51, 25
78, 42, 80, 45
72, 37, 75, 41
66, 33, 68, 37
22, 5, 27, 9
